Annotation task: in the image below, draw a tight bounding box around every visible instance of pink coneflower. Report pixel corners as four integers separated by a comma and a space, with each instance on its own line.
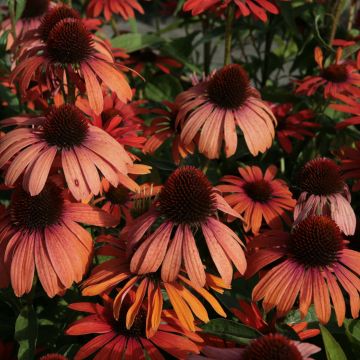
11, 5, 132, 115
271, 103, 319, 154
0, 104, 135, 201
175, 64, 276, 159
81, 234, 227, 334
66, 296, 202, 359
218, 165, 296, 234
337, 142, 360, 192
143, 100, 194, 164
183, 0, 285, 22
246, 216, 360, 325
125, 166, 247, 287
295, 47, 360, 100
0, 181, 117, 297
87, 0, 144, 21
190, 334, 320, 360
294, 157, 356, 235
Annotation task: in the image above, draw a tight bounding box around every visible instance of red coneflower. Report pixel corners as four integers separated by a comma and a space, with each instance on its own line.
271, 103, 319, 154
124, 48, 182, 75
337, 142, 360, 192
81, 234, 227, 334
87, 0, 144, 21
66, 296, 202, 359
294, 157, 356, 236
0, 104, 136, 201
175, 64, 277, 159
295, 47, 360, 100
0, 181, 117, 297
125, 166, 247, 287
218, 165, 295, 234
11, 5, 132, 115
331, 95, 360, 129
190, 334, 320, 360
246, 216, 360, 326
143, 101, 194, 164
183, 0, 284, 22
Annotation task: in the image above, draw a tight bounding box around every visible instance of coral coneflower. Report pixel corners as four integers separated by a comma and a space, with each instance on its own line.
190, 334, 320, 360
81, 234, 227, 334
271, 103, 319, 154
296, 47, 360, 100
0, 104, 136, 201
0, 181, 117, 297
337, 142, 360, 192
126, 166, 247, 287
183, 0, 284, 22
218, 165, 295, 234
175, 64, 276, 159
11, 5, 132, 115
143, 101, 194, 164
87, 0, 144, 21
294, 157, 356, 235
246, 216, 360, 326
66, 296, 202, 359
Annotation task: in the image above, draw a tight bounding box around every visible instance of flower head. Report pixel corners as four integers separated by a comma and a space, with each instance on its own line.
125, 166, 247, 287
0, 104, 136, 201
66, 296, 202, 359
295, 47, 360, 100
246, 215, 360, 326
176, 64, 276, 159
271, 103, 319, 154
218, 165, 295, 234
294, 157, 356, 235
0, 181, 117, 297
81, 234, 227, 334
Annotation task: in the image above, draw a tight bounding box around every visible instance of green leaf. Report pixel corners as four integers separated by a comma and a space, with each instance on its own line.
320, 325, 347, 360
144, 74, 182, 102
111, 33, 162, 53
15, 304, 38, 360
344, 319, 360, 352
202, 319, 261, 345
15, 0, 26, 20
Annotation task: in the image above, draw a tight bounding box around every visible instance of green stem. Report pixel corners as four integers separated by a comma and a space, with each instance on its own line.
224, 3, 235, 66
328, 0, 345, 46
202, 16, 211, 75
66, 68, 76, 104
8, 0, 17, 43
202, 159, 211, 174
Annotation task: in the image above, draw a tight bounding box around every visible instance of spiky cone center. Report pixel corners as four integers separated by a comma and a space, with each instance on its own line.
321, 64, 348, 83
46, 18, 94, 64
41, 104, 89, 149
207, 64, 251, 109
21, 0, 50, 19
244, 179, 273, 203
105, 185, 130, 205
297, 158, 344, 196
10, 182, 64, 230
116, 302, 146, 338
158, 166, 216, 225
39, 5, 81, 41
289, 216, 344, 268
242, 334, 302, 360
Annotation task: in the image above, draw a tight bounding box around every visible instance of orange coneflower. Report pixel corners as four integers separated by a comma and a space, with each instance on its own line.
87, 0, 144, 21
189, 334, 321, 360
81, 234, 227, 334
175, 64, 277, 159
271, 103, 319, 154
0, 104, 136, 201
0, 181, 117, 297
218, 165, 295, 234
183, 0, 285, 22
11, 5, 132, 115
295, 47, 360, 100
246, 216, 360, 326
124, 166, 247, 287
337, 142, 360, 192
66, 295, 202, 359
294, 157, 356, 235
143, 100, 194, 164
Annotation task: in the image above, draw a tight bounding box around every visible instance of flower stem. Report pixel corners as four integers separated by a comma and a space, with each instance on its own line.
328, 0, 345, 46
202, 16, 211, 75
224, 3, 235, 66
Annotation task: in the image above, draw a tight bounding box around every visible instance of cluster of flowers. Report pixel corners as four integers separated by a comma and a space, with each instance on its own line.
1, 0, 360, 359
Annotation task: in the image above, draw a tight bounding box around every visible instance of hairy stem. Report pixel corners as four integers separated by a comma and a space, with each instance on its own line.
224, 3, 235, 66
